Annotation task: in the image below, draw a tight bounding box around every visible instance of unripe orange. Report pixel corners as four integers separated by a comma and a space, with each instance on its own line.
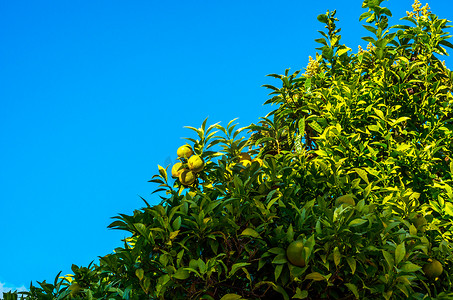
239, 152, 252, 161
286, 240, 306, 267
423, 259, 443, 279
413, 215, 427, 232
179, 170, 195, 186
238, 152, 252, 168
188, 155, 205, 173
177, 145, 193, 159
171, 162, 185, 178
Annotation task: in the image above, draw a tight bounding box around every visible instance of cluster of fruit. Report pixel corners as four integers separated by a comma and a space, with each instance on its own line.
237, 152, 263, 168
171, 145, 205, 186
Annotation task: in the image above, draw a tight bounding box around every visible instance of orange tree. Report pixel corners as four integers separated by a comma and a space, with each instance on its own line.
17, 0, 453, 299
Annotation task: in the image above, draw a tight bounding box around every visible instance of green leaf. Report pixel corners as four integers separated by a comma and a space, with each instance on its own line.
395, 242, 406, 266
293, 288, 309, 299
373, 107, 385, 119
333, 246, 341, 267
220, 294, 243, 300
240, 228, 261, 239
337, 47, 351, 57
314, 38, 328, 46
304, 77, 312, 91
363, 24, 377, 34
135, 268, 144, 281
382, 250, 394, 271
391, 116, 410, 126
273, 285, 290, 300
272, 254, 288, 264
172, 216, 182, 231
359, 11, 372, 22
400, 262, 421, 273
362, 36, 376, 44
317, 14, 328, 23
445, 202, 453, 217
349, 218, 368, 227
381, 7, 392, 16
268, 247, 286, 255
274, 264, 284, 281
229, 263, 251, 276
345, 283, 359, 299
299, 118, 306, 135
396, 144, 411, 152
355, 168, 369, 184
346, 257, 356, 274
173, 268, 190, 280
309, 121, 323, 133
305, 272, 325, 281
158, 165, 168, 182
439, 39, 453, 49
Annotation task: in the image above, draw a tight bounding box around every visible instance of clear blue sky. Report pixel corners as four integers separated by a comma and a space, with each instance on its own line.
1, 0, 452, 292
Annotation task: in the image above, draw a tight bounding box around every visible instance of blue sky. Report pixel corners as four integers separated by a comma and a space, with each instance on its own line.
1, 0, 452, 291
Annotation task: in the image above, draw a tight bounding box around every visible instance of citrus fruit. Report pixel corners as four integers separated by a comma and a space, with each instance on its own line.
335, 194, 355, 206
412, 215, 427, 232
188, 155, 205, 173
239, 152, 252, 161
238, 152, 252, 168
286, 240, 306, 267
258, 182, 268, 194
177, 145, 193, 159
171, 162, 185, 178
179, 169, 195, 186
423, 259, 443, 279
69, 283, 81, 296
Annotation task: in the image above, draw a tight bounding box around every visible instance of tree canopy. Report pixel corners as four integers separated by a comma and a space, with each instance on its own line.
5, 0, 453, 299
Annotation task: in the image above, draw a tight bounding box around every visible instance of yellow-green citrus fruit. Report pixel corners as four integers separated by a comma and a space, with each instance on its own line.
258, 182, 268, 194
423, 259, 443, 279
188, 155, 205, 173
239, 152, 252, 161
286, 240, 306, 267
171, 162, 185, 178
413, 215, 428, 232
335, 194, 355, 206
238, 152, 252, 168
177, 145, 193, 159
179, 170, 195, 186
69, 283, 81, 296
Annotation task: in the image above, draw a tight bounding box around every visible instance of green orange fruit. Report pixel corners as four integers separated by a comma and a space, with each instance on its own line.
413, 215, 427, 232
171, 162, 185, 178
179, 169, 195, 186
69, 283, 81, 296
423, 259, 443, 279
258, 182, 268, 194
238, 152, 252, 168
286, 240, 306, 267
177, 145, 193, 159
188, 155, 205, 173
239, 152, 252, 161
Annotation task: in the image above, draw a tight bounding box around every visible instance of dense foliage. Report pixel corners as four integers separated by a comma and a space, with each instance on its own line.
5, 0, 453, 299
